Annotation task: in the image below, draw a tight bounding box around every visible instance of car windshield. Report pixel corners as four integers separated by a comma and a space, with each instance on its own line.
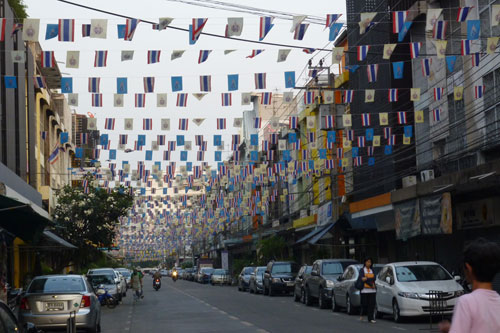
202, 268, 214, 274
395, 265, 452, 282
214, 269, 226, 274
88, 274, 115, 285
256, 267, 266, 273
322, 262, 345, 275
119, 271, 131, 277
272, 263, 298, 274
28, 277, 85, 293
243, 267, 254, 275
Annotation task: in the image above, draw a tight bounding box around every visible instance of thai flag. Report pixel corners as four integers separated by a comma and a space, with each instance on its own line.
11, 23, 22, 36
325, 115, 334, 128
267, 150, 275, 161
472, 53, 480, 67
325, 14, 341, 28
221, 93, 232, 106
217, 118, 226, 129
308, 132, 316, 143
337, 148, 343, 158
198, 50, 211, 64
163, 151, 171, 160
40, 131, 48, 140
232, 135, 241, 145
197, 151, 205, 161
303, 48, 316, 54
434, 87, 444, 101
143, 77, 155, 93
156, 135, 165, 146
367, 146, 374, 156
270, 133, 279, 144
48, 145, 60, 164
232, 151, 240, 161
383, 127, 392, 139
289, 116, 298, 129
82, 24, 91, 37
33, 76, 46, 89
347, 130, 354, 141
367, 64, 378, 83
302, 150, 309, 159
259, 16, 274, 41
354, 156, 362, 167
177, 93, 188, 107
344, 90, 354, 103
457, 7, 472, 22
200, 75, 211, 92
191, 18, 208, 44
255, 73, 266, 89
293, 140, 301, 151
398, 111, 407, 124
88, 77, 100, 93
392, 11, 407, 34
92, 93, 102, 107
147, 50, 161, 64
195, 135, 203, 146
41, 51, 55, 68
135, 93, 146, 107
421, 58, 432, 77
433, 108, 441, 122
58, 19, 74, 41
102, 141, 111, 150
119, 134, 128, 145
474, 85, 484, 99
168, 141, 176, 151
357, 45, 369, 61
361, 113, 371, 126
325, 159, 335, 169
254, 117, 262, 128
80, 133, 88, 144
461, 39, 472, 55
143, 118, 153, 130
0, 18, 6, 41
293, 23, 309, 40
261, 92, 272, 105
179, 118, 189, 130
357, 136, 366, 147
304, 91, 315, 105
94, 51, 107, 67
247, 50, 264, 58
388, 89, 398, 102
433, 21, 447, 40
410, 42, 421, 59
388, 135, 396, 146
104, 118, 115, 130
124, 18, 140, 41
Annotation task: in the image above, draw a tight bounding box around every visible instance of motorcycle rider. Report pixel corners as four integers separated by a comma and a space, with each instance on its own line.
172, 267, 178, 281
153, 270, 162, 288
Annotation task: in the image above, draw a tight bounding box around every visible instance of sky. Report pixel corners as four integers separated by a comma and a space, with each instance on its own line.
25, 0, 346, 172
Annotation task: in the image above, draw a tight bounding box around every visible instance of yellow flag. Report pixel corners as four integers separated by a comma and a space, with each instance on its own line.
415, 110, 424, 123
403, 136, 411, 145
410, 88, 421, 101
487, 37, 499, 55
454, 86, 464, 101
383, 44, 397, 59
343, 140, 352, 149
379, 113, 389, 125
341, 158, 349, 167
373, 136, 380, 147
342, 114, 352, 127
433, 40, 447, 59
365, 89, 375, 103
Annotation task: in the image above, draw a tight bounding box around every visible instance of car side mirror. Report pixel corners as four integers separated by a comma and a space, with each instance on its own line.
385, 276, 393, 285
454, 275, 461, 282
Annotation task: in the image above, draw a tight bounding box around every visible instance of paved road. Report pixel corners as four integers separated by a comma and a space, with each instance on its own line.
101, 279, 434, 333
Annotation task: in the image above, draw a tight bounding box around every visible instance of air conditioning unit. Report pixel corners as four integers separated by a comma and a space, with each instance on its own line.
402, 176, 417, 188
420, 169, 435, 182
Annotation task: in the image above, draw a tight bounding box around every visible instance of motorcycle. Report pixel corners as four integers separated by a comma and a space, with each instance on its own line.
95, 285, 118, 309
153, 278, 161, 291
172, 271, 178, 282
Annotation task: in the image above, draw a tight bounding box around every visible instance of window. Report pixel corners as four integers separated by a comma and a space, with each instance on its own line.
395, 265, 452, 282
322, 262, 345, 275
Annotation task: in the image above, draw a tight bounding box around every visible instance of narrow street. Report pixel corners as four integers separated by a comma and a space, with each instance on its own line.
102, 279, 430, 333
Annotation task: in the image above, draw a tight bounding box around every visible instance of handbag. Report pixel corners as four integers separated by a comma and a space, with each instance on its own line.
355, 269, 364, 290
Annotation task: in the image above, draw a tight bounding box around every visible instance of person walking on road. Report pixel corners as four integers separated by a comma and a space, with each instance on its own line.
131, 267, 144, 301
439, 238, 500, 333
357, 258, 377, 323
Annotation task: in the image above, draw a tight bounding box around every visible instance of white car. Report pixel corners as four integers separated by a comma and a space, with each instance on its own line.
375, 261, 464, 322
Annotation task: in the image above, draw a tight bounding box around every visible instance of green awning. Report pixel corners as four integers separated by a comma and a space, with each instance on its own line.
0, 195, 51, 242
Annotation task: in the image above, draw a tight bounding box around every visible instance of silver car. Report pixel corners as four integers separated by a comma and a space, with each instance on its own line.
87, 268, 125, 300
332, 264, 384, 314
115, 268, 132, 288
211, 269, 231, 285
18, 275, 101, 332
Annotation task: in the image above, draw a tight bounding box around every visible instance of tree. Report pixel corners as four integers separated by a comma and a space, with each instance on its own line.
257, 236, 288, 264
51, 174, 133, 269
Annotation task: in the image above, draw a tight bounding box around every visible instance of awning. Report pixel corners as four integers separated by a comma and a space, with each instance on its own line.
295, 227, 324, 245
308, 222, 336, 245
0, 195, 51, 242
43, 230, 77, 249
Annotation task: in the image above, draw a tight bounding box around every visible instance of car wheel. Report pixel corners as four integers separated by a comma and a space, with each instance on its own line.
393, 299, 403, 323
238, 283, 242, 291
332, 294, 340, 312
346, 294, 355, 315
318, 288, 327, 309
305, 287, 313, 306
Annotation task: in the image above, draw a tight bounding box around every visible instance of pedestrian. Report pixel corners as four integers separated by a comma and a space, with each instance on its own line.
439, 238, 500, 333
357, 258, 376, 323
131, 267, 144, 301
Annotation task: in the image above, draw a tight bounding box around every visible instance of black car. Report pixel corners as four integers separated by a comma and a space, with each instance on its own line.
238, 267, 255, 291
293, 265, 312, 303
304, 259, 358, 308
263, 261, 300, 296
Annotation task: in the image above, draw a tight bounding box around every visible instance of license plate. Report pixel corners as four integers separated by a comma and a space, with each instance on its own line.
286, 282, 294, 287
45, 302, 64, 310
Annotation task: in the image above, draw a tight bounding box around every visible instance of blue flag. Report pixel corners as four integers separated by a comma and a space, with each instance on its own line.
327, 131, 336, 143
384, 145, 393, 155
215, 151, 222, 161
186, 162, 192, 171
61, 77, 73, 93
329, 23, 343, 41
319, 149, 327, 159
45, 24, 58, 40
282, 150, 291, 161
180, 151, 188, 161
60, 132, 69, 144
404, 125, 413, 138
213, 135, 221, 146
250, 151, 258, 161
393, 61, 404, 79
228, 74, 239, 91
284, 71, 296, 88
288, 132, 297, 143
365, 128, 374, 141
368, 157, 375, 166
109, 149, 116, 160
467, 20, 480, 40
171, 76, 183, 92
398, 21, 412, 42
138, 135, 146, 146
4, 76, 17, 89
117, 24, 126, 38
145, 150, 153, 161
446, 56, 457, 72
140, 188, 146, 195
250, 134, 258, 146
176, 135, 184, 146
117, 77, 128, 94
352, 147, 359, 158
75, 148, 83, 158
99, 134, 108, 146
345, 65, 360, 73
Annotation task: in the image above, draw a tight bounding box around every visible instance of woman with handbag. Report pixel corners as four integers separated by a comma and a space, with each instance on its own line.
357, 258, 377, 323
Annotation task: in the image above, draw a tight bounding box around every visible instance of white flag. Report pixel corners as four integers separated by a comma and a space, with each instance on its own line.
270, 117, 280, 130
161, 118, 170, 131
278, 140, 287, 150
306, 116, 315, 129
224, 50, 236, 55
227, 17, 243, 36
332, 47, 344, 64
323, 91, 334, 104
66, 51, 80, 68
493, 5, 500, 27
218, 142, 225, 150
184, 141, 192, 150
11, 51, 25, 63
124, 118, 134, 131
152, 141, 159, 151
171, 50, 185, 60
233, 118, 242, 128
159, 17, 174, 30
90, 19, 107, 39
383, 44, 397, 60
87, 118, 97, 130
283, 92, 294, 104
22, 18, 40, 42
192, 118, 205, 126
277, 49, 291, 62
157, 93, 167, 107
426, 9, 443, 31
359, 13, 376, 34
68, 94, 78, 106
192, 93, 207, 101
290, 15, 307, 32
121, 50, 134, 61
241, 93, 251, 105
114, 94, 124, 107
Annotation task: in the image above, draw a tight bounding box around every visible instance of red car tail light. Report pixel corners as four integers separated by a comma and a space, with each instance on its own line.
80, 295, 91, 308
20, 297, 30, 310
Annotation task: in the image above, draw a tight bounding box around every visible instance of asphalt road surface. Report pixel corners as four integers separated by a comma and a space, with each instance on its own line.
101, 279, 434, 333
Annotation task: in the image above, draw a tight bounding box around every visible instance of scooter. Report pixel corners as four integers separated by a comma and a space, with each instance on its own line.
153, 278, 161, 291
95, 285, 118, 309
172, 271, 178, 282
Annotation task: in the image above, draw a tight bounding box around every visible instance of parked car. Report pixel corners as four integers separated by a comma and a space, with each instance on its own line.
238, 267, 255, 291
115, 268, 131, 288
304, 259, 358, 308
87, 273, 121, 303
263, 261, 300, 296
187, 268, 197, 281
249, 266, 266, 294
211, 269, 231, 285
332, 264, 384, 314
198, 267, 214, 284
87, 268, 125, 300
375, 261, 464, 323
0, 300, 40, 333
293, 265, 312, 303
160, 269, 168, 277
18, 275, 101, 332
